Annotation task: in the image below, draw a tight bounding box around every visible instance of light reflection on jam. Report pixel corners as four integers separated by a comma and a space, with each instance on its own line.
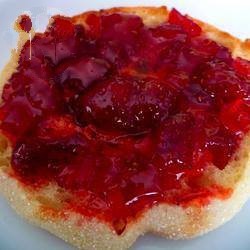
1, 9, 250, 234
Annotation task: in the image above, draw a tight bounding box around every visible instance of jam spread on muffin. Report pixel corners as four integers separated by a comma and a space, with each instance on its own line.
1, 9, 250, 234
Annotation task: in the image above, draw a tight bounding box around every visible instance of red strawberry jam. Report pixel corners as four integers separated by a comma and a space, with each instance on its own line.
1, 9, 250, 234
18, 15, 32, 33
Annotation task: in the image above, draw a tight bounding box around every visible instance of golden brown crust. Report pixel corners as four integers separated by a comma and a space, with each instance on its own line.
0, 6, 250, 250
72, 6, 169, 27
194, 18, 250, 61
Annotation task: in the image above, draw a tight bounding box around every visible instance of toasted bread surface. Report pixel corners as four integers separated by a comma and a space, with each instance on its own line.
0, 6, 250, 250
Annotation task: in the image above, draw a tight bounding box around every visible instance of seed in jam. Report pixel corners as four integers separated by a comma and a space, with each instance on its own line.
1, 8, 250, 234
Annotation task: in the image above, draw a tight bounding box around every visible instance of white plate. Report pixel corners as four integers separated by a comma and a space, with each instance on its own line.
0, 0, 250, 249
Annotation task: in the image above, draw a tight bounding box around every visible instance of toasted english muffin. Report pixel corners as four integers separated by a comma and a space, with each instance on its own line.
0, 6, 250, 250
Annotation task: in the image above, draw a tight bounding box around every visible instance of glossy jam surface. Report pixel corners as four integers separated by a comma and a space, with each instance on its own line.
1, 9, 250, 233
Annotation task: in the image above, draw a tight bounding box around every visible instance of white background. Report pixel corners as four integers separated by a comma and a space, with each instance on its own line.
0, 0, 250, 249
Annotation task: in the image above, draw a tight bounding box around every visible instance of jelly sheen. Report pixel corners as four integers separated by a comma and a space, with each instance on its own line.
1, 9, 250, 234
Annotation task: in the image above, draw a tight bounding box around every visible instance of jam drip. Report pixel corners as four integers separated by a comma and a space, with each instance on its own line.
1, 9, 250, 234
18, 15, 32, 33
